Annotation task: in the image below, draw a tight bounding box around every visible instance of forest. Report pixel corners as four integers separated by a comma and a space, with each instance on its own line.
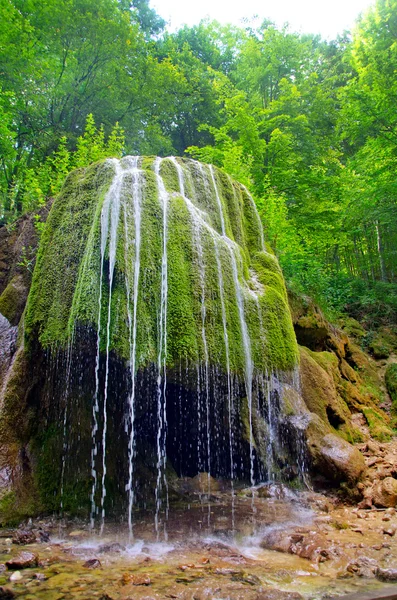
1, 0, 397, 327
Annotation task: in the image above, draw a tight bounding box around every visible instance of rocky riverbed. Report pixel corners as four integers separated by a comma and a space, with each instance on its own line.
1, 485, 397, 600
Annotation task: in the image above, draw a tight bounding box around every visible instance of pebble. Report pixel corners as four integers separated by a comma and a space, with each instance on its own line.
82, 559, 101, 569
9, 572, 22, 582
376, 568, 397, 582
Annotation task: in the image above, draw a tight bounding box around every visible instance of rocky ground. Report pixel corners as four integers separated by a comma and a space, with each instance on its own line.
1, 483, 397, 600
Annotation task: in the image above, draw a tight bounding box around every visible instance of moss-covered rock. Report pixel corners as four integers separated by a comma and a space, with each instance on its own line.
25, 157, 298, 373
0, 274, 28, 325
385, 363, 397, 407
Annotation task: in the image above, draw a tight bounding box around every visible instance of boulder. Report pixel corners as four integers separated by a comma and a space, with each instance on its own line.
6, 552, 38, 569
347, 556, 379, 578
305, 415, 366, 484
376, 568, 397, 582
372, 477, 397, 508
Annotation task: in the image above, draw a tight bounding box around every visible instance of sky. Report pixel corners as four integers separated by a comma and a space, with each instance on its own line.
151, 0, 375, 39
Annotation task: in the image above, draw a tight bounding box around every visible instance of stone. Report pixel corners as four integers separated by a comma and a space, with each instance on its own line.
256, 590, 304, 600
121, 573, 151, 586
98, 542, 125, 553
8, 572, 22, 582
346, 556, 379, 578
82, 559, 101, 569
0, 588, 15, 599
260, 529, 296, 554
372, 478, 397, 507
376, 568, 397, 582
6, 552, 38, 569
33, 572, 47, 581
305, 416, 366, 484
12, 530, 37, 545
383, 527, 396, 536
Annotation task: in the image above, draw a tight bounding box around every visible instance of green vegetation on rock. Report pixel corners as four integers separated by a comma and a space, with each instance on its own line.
25, 156, 298, 374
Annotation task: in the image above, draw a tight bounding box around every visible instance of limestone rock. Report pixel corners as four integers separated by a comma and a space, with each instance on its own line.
376, 568, 397, 582
0, 587, 15, 599
372, 477, 397, 508
6, 552, 38, 569
346, 556, 379, 578
305, 416, 366, 484
12, 529, 37, 545
256, 591, 304, 600
82, 558, 101, 569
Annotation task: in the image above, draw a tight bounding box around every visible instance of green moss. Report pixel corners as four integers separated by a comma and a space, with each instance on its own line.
24, 156, 299, 374
362, 407, 393, 441
0, 275, 26, 324
385, 363, 397, 408
0, 491, 37, 526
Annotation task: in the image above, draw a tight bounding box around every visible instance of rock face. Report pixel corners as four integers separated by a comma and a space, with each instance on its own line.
1, 157, 303, 519
372, 477, 397, 508
0, 156, 387, 522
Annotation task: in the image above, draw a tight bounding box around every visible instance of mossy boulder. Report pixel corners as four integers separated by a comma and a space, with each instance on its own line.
385, 363, 397, 407
25, 157, 298, 373
0, 274, 29, 325
306, 423, 366, 485
299, 347, 362, 443
367, 327, 397, 359
2, 157, 303, 518
281, 391, 366, 485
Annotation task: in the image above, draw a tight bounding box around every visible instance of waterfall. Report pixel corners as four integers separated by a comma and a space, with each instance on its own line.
24, 155, 302, 525
90, 158, 118, 528
122, 156, 141, 538
209, 166, 255, 488
154, 157, 169, 537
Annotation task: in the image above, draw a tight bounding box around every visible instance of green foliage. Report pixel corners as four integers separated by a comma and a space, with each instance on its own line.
385, 364, 397, 416
1, 0, 397, 331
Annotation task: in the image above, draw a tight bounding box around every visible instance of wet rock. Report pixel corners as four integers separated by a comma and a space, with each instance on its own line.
6, 551, 38, 569
376, 568, 397, 582
231, 573, 261, 585
313, 430, 366, 484
294, 532, 330, 561
215, 568, 242, 576
346, 556, 379, 578
37, 529, 50, 543
372, 477, 397, 508
98, 542, 125, 553
261, 528, 329, 562
256, 590, 304, 600
82, 558, 101, 569
0, 314, 17, 382
0, 587, 15, 599
121, 573, 151, 585
260, 529, 296, 553
12, 530, 37, 545
9, 572, 22, 582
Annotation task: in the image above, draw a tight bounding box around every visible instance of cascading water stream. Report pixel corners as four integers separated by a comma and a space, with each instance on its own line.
170, 158, 212, 504
122, 156, 141, 538
154, 157, 169, 538
209, 165, 255, 489
59, 332, 75, 517
100, 161, 124, 535
26, 155, 303, 532
90, 159, 117, 529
